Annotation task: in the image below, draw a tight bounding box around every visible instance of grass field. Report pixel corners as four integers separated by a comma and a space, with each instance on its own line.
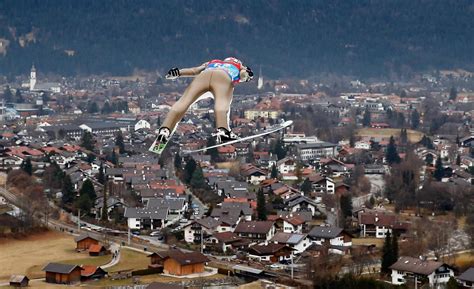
107, 248, 150, 272
357, 128, 424, 143
352, 237, 385, 248
0, 231, 110, 281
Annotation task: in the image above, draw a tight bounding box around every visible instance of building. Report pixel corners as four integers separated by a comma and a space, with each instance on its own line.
43, 263, 83, 284
244, 109, 280, 120
183, 217, 220, 244
307, 226, 352, 254
80, 265, 107, 281
296, 142, 338, 161
359, 211, 409, 238
390, 257, 454, 288
88, 244, 108, 256
74, 235, 99, 250
9, 275, 29, 287
247, 243, 293, 262
161, 249, 209, 276
270, 232, 311, 255
234, 221, 275, 242
458, 267, 474, 288
124, 207, 168, 231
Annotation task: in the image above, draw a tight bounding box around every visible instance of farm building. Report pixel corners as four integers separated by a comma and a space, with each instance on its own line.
88, 244, 108, 256
74, 234, 99, 250
160, 249, 209, 276
81, 265, 107, 281
43, 263, 83, 284
9, 275, 29, 287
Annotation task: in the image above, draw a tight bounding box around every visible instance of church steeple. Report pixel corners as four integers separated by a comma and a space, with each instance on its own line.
30, 64, 36, 91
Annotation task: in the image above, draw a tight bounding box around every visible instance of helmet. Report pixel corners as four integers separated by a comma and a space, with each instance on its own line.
224, 57, 243, 66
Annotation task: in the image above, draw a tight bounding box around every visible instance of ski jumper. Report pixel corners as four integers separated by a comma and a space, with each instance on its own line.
161, 59, 248, 134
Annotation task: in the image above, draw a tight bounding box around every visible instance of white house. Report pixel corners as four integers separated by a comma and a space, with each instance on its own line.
285, 195, 320, 217
354, 141, 371, 150
359, 211, 408, 238
134, 119, 151, 131
307, 226, 353, 249
390, 257, 454, 288
183, 217, 220, 244
270, 232, 312, 255
124, 207, 168, 231
276, 157, 296, 174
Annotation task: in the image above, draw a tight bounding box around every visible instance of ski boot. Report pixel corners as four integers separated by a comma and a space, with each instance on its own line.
213, 127, 239, 144
157, 127, 171, 143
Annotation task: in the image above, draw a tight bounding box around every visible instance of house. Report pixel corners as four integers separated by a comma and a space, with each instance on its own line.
205, 231, 242, 253
285, 195, 320, 217
390, 256, 454, 288
234, 221, 275, 242
184, 217, 220, 243
43, 263, 83, 284
241, 164, 267, 184
247, 243, 293, 262
94, 196, 125, 220
161, 249, 209, 276
307, 174, 335, 194
74, 234, 99, 250
458, 267, 474, 288
88, 244, 108, 256
124, 207, 168, 231
307, 226, 352, 254
9, 275, 29, 287
276, 157, 296, 174
268, 214, 305, 233
270, 232, 311, 255
81, 265, 107, 281
146, 197, 187, 217
211, 202, 253, 221
359, 211, 409, 238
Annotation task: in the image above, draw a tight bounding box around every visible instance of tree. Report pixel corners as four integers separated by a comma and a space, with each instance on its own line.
115, 131, 125, 154
411, 109, 420, 129
3, 86, 13, 103
206, 136, 219, 162
446, 277, 460, 289
449, 86, 457, 100
381, 231, 393, 275
190, 166, 206, 189
174, 153, 182, 171
101, 183, 108, 221
456, 154, 461, 166
257, 188, 267, 220
340, 194, 353, 220
392, 232, 399, 263
87, 101, 99, 113
20, 158, 33, 175
385, 136, 401, 164
434, 155, 444, 181
184, 158, 197, 183
295, 162, 304, 183
97, 163, 105, 184
425, 154, 434, 166
15, 89, 24, 103
79, 179, 96, 200
102, 101, 112, 114
270, 163, 278, 179
399, 129, 408, 145
301, 178, 312, 194
362, 108, 371, 127
75, 194, 93, 214
81, 131, 94, 151
349, 133, 355, 148
400, 90, 407, 98
156, 116, 161, 127
272, 138, 287, 160
61, 174, 75, 205
110, 150, 118, 165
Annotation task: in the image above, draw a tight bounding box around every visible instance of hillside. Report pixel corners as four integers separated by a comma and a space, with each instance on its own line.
1, 0, 473, 78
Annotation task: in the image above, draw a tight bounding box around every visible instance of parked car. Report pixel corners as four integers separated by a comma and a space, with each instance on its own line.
150, 231, 161, 237
180, 219, 189, 224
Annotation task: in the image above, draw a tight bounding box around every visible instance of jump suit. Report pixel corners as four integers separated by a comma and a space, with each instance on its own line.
161, 60, 242, 133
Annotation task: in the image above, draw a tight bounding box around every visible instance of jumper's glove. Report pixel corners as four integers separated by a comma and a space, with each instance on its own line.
166, 67, 180, 79
243, 66, 254, 82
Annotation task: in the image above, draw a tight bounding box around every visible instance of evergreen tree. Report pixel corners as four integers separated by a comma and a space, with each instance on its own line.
97, 163, 105, 184
449, 86, 457, 100
362, 108, 371, 127
15, 89, 24, 103
206, 136, 219, 162
400, 129, 408, 144
434, 155, 444, 181
61, 174, 75, 205
87, 101, 99, 113
184, 158, 197, 183
101, 183, 108, 221
3, 86, 13, 103
446, 277, 460, 289
386, 136, 401, 164
270, 163, 278, 179
190, 166, 206, 189
115, 131, 125, 154
381, 230, 393, 274
400, 90, 407, 98
81, 131, 94, 151
295, 162, 303, 183
257, 188, 267, 220
174, 153, 182, 171
456, 154, 461, 166
340, 194, 353, 220
101, 101, 112, 114
425, 154, 434, 166
79, 179, 97, 200
411, 109, 420, 129
349, 133, 355, 148
392, 232, 399, 263
20, 158, 33, 175
75, 194, 93, 214
111, 150, 118, 165
156, 116, 161, 127
301, 178, 312, 194
272, 138, 287, 160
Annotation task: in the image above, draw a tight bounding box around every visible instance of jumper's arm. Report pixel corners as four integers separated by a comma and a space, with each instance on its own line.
178, 62, 208, 77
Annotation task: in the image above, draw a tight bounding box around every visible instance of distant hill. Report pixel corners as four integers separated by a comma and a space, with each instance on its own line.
1, 0, 473, 78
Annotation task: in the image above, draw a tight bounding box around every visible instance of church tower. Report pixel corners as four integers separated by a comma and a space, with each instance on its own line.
30, 64, 36, 91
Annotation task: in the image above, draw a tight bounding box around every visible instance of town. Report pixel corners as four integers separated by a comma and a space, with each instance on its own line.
0, 64, 473, 289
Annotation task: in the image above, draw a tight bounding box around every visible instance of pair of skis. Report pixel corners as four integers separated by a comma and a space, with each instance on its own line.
149, 120, 293, 155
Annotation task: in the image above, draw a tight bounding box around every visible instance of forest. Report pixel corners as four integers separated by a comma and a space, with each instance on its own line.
1, 0, 474, 78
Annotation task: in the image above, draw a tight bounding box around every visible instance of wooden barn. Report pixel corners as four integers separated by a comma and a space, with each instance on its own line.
88, 244, 108, 256
9, 275, 29, 287
43, 263, 83, 284
74, 234, 99, 250
160, 249, 209, 276
81, 265, 107, 281
147, 252, 166, 269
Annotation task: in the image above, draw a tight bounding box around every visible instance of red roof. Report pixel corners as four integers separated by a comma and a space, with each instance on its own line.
217, 145, 236, 153
88, 244, 105, 253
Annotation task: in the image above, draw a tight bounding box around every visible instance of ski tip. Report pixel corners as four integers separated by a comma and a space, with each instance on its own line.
282, 120, 293, 126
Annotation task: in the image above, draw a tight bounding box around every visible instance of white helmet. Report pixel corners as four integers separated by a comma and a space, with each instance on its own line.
224, 57, 243, 66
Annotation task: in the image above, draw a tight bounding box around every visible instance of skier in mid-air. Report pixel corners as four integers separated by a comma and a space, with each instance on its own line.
157, 57, 254, 144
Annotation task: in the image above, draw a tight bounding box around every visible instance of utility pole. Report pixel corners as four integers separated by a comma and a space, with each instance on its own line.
128, 228, 131, 245
77, 209, 80, 232
200, 227, 204, 253
415, 275, 418, 289
291, 254, 294, 279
